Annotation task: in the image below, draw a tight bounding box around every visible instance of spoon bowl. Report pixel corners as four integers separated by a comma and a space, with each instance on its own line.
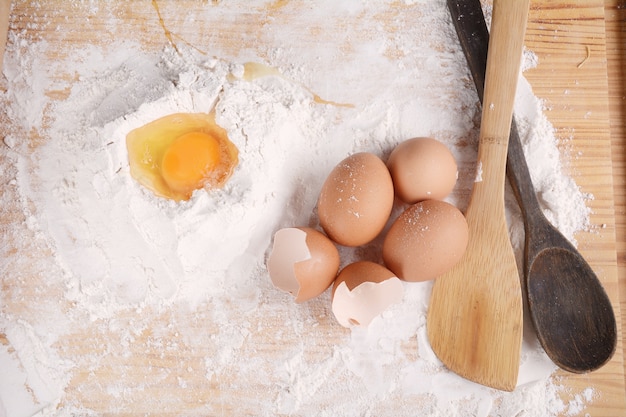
527, 230, 617, 372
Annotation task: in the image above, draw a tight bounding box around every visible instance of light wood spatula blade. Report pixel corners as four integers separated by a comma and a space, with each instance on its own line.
426, 0, 530, 392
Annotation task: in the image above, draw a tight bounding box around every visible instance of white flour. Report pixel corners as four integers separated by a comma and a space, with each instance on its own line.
0, 1, 596, 416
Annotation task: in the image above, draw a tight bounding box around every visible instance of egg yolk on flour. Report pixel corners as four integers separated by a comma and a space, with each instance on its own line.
126, 112, 238, 201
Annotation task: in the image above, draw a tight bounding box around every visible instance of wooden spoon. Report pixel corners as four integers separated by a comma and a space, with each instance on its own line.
426, 0, 529, 391
447, 0, 617, 373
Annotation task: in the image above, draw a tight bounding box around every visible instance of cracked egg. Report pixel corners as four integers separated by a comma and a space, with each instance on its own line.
126, 112, 238, 201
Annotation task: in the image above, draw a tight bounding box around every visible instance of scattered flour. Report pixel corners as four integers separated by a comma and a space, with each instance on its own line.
0, 1, 596, 416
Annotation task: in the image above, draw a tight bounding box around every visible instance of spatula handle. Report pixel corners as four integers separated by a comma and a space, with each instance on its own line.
447, 0, 543, 219
467, 0, 530, 218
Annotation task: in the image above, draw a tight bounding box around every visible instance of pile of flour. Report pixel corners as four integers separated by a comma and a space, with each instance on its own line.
0, 1, 596, 416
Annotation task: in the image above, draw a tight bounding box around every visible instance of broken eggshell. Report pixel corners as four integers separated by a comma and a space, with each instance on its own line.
267, 227, 340, 303
331, 261, 404, 328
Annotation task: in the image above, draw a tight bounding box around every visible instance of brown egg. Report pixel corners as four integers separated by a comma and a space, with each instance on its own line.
317, 152, 394, 247
382, 200, 468, 282
267, 227, 340, 303
387, 137, 457, 204
331, 261, 404, 328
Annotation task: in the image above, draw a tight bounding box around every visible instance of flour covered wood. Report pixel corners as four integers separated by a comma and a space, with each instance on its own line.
0, 1, 603, 416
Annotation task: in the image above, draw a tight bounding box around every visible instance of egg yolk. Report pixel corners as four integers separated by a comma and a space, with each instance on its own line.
125, 112, 238, 201
161, 132, 221, 195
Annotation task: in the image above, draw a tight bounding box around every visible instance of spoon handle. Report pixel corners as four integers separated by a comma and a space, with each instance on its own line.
447, 0, 543, 221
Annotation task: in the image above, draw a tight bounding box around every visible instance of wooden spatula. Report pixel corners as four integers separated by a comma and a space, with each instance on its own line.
426, 0, 530, 391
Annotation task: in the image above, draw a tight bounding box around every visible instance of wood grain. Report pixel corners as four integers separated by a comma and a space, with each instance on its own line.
0, 0, 624, 415
605, 0, 626, 393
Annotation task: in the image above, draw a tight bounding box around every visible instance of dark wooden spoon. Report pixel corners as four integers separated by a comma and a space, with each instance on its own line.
446, 0, 617, 373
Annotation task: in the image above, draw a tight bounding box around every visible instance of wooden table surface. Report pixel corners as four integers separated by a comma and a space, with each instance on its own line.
1, 1, 625, 416
606, 0, 626, 404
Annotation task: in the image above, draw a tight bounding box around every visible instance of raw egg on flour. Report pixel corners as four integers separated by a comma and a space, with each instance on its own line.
126, 112, 238, 201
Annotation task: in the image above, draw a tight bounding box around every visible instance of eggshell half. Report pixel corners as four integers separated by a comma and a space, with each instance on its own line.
267, 227, 340, 303
331, 261, 404, 328
387, 137, 458, 204
317, 152, 394, 247
382, 200, 468, 282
